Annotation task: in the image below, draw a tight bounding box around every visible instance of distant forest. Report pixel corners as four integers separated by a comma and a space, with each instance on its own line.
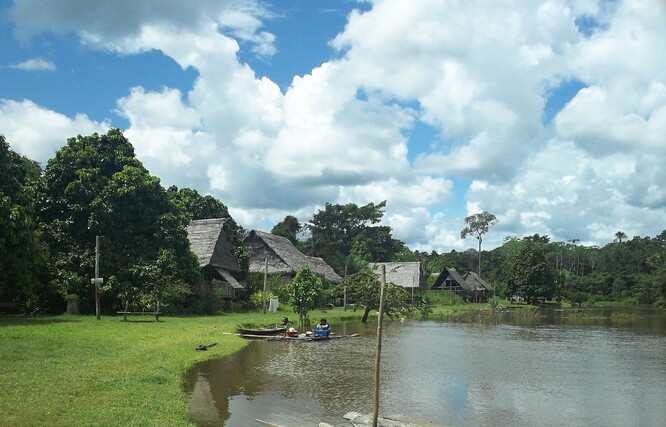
2, 130, 665, 314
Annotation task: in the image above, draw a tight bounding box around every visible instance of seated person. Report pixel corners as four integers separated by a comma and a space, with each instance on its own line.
316, 318, 329, 330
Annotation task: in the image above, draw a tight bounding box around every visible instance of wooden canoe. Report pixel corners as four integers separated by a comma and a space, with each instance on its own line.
238, 325, 288, 336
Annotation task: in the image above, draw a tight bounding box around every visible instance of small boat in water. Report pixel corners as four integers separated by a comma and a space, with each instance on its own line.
238, 325, 287, 336
238, 317, 289, 336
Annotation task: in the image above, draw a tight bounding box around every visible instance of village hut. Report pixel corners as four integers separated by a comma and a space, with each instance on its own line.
187, 218, 243, 299
431, 267, 494, 302
463, 271, 494, 302
244, 230, 342, 283
431, 267, 470, 293
368, 262, 427, 303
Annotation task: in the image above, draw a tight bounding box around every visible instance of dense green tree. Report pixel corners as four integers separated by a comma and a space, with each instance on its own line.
460, 211, 497, 276
307, 201, 403, 272
505, 242, 555, 303
38, 129, 199, 313
271, 215, 301, 245
288, 265, 323, 325
568, 291, 590, 307
0, 135, 47, 309
343, 239, 373, 276
553, 269, 571, 303
523, 234, 550, 244
338, 268, 413, 323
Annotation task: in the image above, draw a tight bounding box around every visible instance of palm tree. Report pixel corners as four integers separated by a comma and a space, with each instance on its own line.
615, 231, 627, 243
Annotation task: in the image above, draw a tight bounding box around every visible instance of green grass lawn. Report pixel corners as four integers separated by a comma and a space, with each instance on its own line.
0, 312, 306, 427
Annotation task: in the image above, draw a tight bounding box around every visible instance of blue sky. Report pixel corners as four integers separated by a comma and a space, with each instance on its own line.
1, 0, 665, 252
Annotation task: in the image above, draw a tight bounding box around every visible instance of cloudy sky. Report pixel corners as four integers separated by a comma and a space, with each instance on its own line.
1, 0, 665, 252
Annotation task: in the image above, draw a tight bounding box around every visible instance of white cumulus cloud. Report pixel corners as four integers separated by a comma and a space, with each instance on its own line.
5, 0, 666, 252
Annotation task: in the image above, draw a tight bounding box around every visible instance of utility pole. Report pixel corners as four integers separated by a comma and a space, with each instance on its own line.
94, 235, 101, 320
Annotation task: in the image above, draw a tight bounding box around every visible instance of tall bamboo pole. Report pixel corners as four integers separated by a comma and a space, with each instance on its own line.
263, 257, 268, 315
343, 265, 347, 311
372, 264, 387, 427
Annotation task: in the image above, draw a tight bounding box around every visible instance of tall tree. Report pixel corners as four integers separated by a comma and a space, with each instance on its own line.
614, 231, 627, 243
460, 211, 497, 276
288, 265, 323, 325
506, 242, 555, 304
271, 215, 302, 245
39, 129, 199, 312
338, 268, 413, 323
0, 135, 47, 308
307, 201, 403, 272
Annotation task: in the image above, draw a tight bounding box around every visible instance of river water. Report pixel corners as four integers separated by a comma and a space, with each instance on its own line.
184, 307, 666, 427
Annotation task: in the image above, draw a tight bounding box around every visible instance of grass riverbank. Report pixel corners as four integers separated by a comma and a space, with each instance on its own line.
0, 311, 355, 427
1, 300, 618, 426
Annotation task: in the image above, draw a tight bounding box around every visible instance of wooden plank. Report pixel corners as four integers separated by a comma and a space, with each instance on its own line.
255, 419, 286, 427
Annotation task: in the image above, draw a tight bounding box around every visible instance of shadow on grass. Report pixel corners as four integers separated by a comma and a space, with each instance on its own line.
0, 315, 82, 327
118, 318, 162, 323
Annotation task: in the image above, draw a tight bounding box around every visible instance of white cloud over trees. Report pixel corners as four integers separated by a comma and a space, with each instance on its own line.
3, 0, 665, 251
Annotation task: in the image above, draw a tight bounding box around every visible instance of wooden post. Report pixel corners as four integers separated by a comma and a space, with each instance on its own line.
95, 235, 101, 320
263, 257, 268, 315
343, 265, 347, 311
372, 264, 387, 427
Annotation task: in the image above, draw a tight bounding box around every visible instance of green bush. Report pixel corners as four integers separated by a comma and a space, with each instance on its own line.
424, 290, 464, 306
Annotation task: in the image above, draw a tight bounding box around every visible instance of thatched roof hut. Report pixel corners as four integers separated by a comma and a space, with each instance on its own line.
187, 218, 243, 297
431, 267, 472, 292
244, 230, 342, 283
463, 271, 494, 292
368, 262, 427, 290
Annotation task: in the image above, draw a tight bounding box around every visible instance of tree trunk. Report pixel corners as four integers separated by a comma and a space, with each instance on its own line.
361, 307, 371, 323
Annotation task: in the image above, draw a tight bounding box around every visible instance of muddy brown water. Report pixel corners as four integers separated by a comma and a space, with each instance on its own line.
184, 307, 666, 426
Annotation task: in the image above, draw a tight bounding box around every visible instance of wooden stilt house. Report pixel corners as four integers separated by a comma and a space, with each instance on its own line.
187, 218, 243, 299
431, 266, 476, 301
463, 271, 494, 302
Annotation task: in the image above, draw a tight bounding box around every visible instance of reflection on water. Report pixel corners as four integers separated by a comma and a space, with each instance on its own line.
184, 308, 666, 426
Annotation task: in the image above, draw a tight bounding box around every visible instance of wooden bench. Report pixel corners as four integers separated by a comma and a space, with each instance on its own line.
0, 302, 18, 313
117, 311, 161, 321
117, 300, 162, 321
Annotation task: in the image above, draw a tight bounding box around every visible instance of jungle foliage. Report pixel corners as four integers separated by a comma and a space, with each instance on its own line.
1, 129, 665, 314
416, 232, 666, 308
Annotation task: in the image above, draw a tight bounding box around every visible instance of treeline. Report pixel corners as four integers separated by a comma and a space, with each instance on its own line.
2, 129, 664, 314
409, 233, 666, 307
1, 129, 407, 315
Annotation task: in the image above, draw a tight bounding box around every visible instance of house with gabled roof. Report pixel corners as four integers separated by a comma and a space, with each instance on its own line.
431, 267, 470, 293
187, 218, 243, 299
431, 267, 494, 302
368, 262, 427, 303
244, 230, 342, 284
464, 271, 494, 293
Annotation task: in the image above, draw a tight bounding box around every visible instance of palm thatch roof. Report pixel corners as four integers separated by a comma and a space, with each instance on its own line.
368, 262, 427, 290
431, 267, 473, 291
186, 218, 240, 272
244, 230, 342, 283
463, 271, 494, 292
